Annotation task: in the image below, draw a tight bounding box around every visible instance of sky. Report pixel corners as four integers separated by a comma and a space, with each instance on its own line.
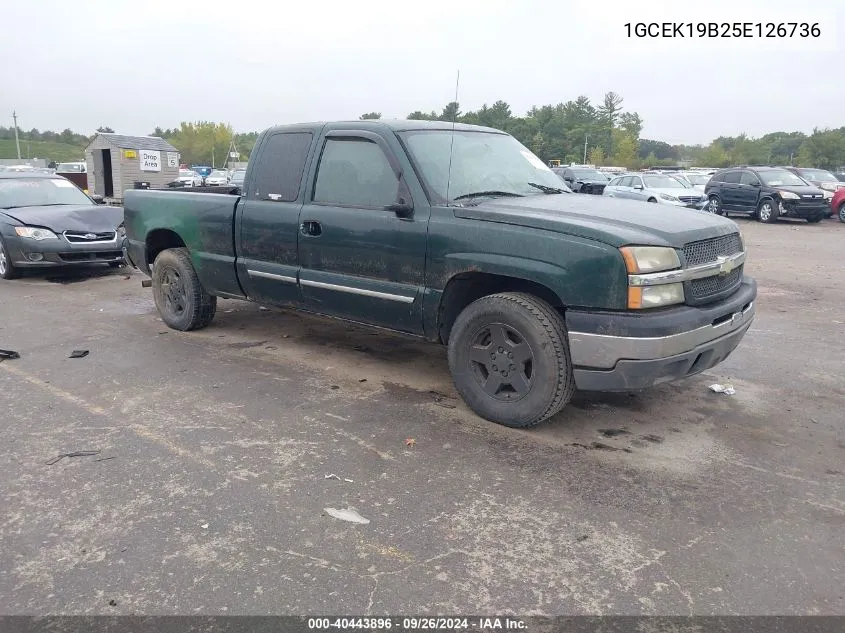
2, 0, 841, 145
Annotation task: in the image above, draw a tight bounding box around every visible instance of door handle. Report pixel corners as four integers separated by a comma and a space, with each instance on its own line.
300, 220, 322, 236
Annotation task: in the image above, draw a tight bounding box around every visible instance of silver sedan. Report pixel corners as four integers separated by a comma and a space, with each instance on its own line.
603, 173, 707, 209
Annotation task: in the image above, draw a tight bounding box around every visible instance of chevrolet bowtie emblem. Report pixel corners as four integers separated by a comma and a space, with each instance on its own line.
716, 255, 735, 276
83, 233, 98, 239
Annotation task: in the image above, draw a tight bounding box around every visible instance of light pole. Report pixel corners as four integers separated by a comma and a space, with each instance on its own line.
583, 134, 589, 164
12, 111, 22, 160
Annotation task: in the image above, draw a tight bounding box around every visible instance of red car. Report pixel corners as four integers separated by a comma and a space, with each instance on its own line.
833, 188, 845, 223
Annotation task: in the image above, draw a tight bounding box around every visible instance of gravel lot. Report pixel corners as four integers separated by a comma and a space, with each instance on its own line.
1, 216, 843, 615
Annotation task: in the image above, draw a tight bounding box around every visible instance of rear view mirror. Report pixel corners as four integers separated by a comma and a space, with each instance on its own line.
386, 201, 414, 219
633, 184, 643, 190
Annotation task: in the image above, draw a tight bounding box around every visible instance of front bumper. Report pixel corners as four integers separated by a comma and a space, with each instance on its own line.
662, 197, 707, 209
5, 234, 126, 267
566, 277, 756, 391
780, 200, 828, 219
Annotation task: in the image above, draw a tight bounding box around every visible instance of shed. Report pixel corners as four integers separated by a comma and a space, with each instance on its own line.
85, 133, 180, 201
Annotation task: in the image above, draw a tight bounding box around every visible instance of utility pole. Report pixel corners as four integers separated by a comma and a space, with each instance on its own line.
12, 111, 22, 160
583, 134, 589, 164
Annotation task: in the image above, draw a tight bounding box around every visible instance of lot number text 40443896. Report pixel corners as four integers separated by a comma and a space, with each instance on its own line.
624, 22, 821, 38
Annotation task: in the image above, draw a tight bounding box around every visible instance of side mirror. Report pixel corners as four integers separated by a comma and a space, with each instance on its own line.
91, 194, 105, 204
387, 201, 414, 219
750, 181, 760, 187
633, 184, 644, 190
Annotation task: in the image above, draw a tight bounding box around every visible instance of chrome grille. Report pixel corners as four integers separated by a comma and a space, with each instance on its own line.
64, 231, 116, 243
682, 233, 743, 266
678, 195, 703, 204
688, 265, 743, 302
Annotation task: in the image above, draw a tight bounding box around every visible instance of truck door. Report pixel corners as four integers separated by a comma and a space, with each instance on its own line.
235, 130, 314, 306
297, 130, 429, 335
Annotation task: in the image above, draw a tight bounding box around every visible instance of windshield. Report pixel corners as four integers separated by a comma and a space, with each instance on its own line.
56, 163, 85, 173
231, 170, 246, 181
684, 174, 710, 185
0, 178, 92, 208
209, 170, 227, 178
759, 170, 807, 187
179, 170, 194, 177
399, 130, 565, 203
798, 168, 836, 182
572, 170, 607, 181
643, 175, 688, 188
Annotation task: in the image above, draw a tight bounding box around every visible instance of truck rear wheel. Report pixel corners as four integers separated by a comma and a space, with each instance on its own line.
152, 247, 216, 331
447, 292, 575, 428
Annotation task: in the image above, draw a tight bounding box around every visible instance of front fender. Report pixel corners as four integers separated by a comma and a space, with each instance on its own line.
421, 238, 629, 339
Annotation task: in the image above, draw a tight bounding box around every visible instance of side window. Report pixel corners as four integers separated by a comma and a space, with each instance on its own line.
740, 171, 759, 185
251, 132, 313, 201
313, 138, 398, 208
631, 176, 643, 188
722, 171, 741, 184
618, 176, 631, 187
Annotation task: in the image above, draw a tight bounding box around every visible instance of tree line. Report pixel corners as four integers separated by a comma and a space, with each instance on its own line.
3, 93, 844, 170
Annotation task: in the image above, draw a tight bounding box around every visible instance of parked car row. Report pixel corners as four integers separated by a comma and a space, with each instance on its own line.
169, 167, 246, 188
554, 163, 844, 224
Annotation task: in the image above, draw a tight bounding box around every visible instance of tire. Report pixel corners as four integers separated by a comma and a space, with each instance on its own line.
447, 292, 575, 428
839, 202, 845, 223
151, 247, 216, 331
707, 195, 723, 215
584, 185, 592, 195
757, 199, 778, 223
806, 214, 823, 224
0, 236, 21, 280
647, 197, 657, 203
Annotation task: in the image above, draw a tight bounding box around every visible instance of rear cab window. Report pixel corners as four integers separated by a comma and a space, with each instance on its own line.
250, 132, 313, 201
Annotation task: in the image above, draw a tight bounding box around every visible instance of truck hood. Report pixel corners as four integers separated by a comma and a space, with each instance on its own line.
453, 194, 737, 248
1, 204, 124, 232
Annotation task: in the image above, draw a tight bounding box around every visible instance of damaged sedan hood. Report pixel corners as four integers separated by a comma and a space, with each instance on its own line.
1, 204, 124, 232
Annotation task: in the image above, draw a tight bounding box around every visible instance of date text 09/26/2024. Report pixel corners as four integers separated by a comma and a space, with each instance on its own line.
307, 617, 526, 631
624, 22, 821, 38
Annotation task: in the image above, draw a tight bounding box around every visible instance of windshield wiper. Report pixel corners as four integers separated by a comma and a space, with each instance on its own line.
527, 182, 567, 194
452, 190, 525, 201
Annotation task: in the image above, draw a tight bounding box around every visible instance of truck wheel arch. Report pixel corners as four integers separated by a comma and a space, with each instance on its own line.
146, 229, 186, 268
437, 272, 564, 344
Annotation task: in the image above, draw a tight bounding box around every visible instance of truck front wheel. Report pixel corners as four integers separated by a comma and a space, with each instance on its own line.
152, 247, 216, 331
447, 292, 575, 428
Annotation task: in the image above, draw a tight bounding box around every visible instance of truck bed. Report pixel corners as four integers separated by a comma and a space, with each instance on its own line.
123, 189, 244, 298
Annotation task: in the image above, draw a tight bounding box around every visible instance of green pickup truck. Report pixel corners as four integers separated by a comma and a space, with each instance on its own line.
124, 120, 756, 428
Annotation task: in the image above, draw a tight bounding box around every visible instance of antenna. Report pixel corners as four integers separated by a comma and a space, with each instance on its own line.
444, 69, 460, 205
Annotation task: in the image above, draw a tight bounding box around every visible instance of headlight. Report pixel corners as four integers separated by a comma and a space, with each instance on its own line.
778, 191, 800, 200
628, 283, 685, 309
658, 193, 679, 202
822, 190, 833, 200
620, 246, 681, 274
14, 226, 58, 240
820, 182, 836, 191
